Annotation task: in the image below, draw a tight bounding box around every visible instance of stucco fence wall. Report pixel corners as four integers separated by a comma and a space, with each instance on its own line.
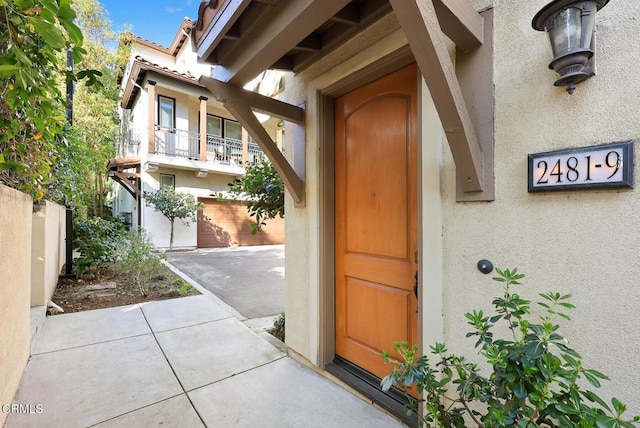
31, 201, 67, 306
0, 185, 67, 426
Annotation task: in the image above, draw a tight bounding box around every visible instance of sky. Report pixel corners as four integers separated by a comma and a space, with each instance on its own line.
100, 0, 199, 48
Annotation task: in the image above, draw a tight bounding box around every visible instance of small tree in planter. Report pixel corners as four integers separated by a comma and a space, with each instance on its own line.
381, 268, 640, 428
143, 187, 203, 250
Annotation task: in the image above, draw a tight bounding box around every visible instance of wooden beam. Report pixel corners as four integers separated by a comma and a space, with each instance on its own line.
389, 0, 484, 193
329, 3, 360, 26
199, 75, 305, 205
212, 0, 352, 85
295, 33, 323, 52
432, 0, 483, 52
195, 0, 252, 63
224, 101, 305, 205
111, 172, 141, 198
456, 8, 494, 201
199, 75, 305, 124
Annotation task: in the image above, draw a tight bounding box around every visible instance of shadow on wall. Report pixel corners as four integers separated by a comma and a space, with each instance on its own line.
196, 200, 285, 248
197, 213, 235, 247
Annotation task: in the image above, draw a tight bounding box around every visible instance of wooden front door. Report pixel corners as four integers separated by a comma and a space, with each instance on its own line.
335, 64, 418, 381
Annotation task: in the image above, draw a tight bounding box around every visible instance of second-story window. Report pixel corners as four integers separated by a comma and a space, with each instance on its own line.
158, 95, 175, 130
225, 120, 242, 141
206, 115, 222, 137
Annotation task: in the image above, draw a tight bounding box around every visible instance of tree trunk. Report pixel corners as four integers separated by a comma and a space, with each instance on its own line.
169, 220, 174, 250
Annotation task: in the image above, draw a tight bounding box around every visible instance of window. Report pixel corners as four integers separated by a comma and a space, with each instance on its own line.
160, 174, 175, 189
158, 96, 175, 129
206, 115, 222, 136
225, 120, 242, 141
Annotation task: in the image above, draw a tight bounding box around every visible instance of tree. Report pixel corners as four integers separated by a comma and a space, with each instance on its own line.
41, 0, 120, 218
226, 160, 284, 234
0, 0, 99, 202
143, 187, 204, 250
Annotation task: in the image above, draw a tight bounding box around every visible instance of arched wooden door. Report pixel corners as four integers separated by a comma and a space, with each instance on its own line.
335, 64, 419, 381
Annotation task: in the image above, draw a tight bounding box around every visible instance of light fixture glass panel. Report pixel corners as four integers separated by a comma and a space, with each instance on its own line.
549, 7, 582, 57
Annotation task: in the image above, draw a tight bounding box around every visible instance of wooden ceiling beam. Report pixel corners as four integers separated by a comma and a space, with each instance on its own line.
295, 33, 323, 52
211, 0, 352, 85
329, 4, 360, 26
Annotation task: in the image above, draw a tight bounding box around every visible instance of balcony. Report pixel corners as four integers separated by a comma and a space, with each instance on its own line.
145, 126, 268, 175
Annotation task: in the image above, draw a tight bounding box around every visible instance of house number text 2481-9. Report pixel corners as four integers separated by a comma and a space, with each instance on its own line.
528, 141, 634, 192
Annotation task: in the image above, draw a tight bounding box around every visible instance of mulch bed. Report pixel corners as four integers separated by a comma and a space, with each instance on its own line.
51, 266, 200, 314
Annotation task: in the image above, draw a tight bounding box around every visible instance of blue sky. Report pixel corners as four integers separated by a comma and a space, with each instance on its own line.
100, 0, 199, 48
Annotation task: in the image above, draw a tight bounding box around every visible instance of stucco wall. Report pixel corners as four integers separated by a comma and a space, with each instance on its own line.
282, 0, 640, 415
0, 185, 33, 426
31, 201, 66, 307
440, 0, 640, 413
142, 168, 236, 248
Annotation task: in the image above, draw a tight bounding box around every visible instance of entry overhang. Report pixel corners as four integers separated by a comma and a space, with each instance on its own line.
194, 0, 495, 201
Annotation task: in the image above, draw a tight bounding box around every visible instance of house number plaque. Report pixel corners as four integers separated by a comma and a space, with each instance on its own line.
528, 141, 634, 192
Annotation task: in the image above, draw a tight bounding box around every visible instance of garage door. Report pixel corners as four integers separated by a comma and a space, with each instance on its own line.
197, 198, 285, 247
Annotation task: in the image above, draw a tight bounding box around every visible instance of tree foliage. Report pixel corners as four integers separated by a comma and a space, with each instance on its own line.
143, 187, 204, 250
381, 268, 640, 428
0, 0, 99, 202
226, 160, 284, 234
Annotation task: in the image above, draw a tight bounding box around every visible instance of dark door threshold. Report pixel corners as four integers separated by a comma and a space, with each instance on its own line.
326, 356, 418, 427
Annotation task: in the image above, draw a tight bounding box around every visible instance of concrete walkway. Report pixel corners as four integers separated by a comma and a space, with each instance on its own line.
5, 294, 405, 427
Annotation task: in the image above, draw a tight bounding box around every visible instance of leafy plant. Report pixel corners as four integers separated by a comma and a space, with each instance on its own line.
0, 0, 101, 202
73, 217, 124, 278
268, 313, 285, 342
381, 268, 640, 428
225, 160, 284, 234
143, 187, 204, 250
177, 281, 195, 295
114, 230, 163, 296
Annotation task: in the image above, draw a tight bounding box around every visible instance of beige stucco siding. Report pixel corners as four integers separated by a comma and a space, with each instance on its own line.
441, 0, 640, 412
0, 185, 33, 426
30, 201, 66, 307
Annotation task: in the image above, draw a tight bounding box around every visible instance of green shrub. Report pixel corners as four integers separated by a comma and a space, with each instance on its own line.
268, 313, 285, 342
114, 230, 164, 296
381, 268, 640, 428
178, 282, 195, 294
73, 217, 125, 278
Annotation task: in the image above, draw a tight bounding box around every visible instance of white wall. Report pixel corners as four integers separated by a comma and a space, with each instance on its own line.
142, 168, 236, 248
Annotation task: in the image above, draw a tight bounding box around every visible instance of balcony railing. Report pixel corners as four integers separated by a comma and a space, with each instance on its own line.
206, 134, 244, 165
154, 126, 200, 159
247, 142, 266, 165
150, 126, 267, 167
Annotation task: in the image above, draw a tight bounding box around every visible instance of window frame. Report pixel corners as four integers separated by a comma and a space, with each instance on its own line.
159, 173, 175, 190
158, 95, 176, 130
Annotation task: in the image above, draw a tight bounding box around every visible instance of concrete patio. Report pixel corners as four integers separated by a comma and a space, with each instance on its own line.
4, 294, 405, 427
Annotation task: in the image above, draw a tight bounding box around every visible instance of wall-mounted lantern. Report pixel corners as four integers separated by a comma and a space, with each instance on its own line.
533, 0, 609, 94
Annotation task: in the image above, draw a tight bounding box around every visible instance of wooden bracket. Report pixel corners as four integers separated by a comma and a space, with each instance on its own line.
456, 8, 494, 202
199, 76, 306, 206
110, 171, 141, 199
390, 0, 494, 202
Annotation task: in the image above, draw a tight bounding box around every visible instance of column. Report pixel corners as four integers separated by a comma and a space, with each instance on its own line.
199, 96, 208, 161
147, 80, 156, 154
